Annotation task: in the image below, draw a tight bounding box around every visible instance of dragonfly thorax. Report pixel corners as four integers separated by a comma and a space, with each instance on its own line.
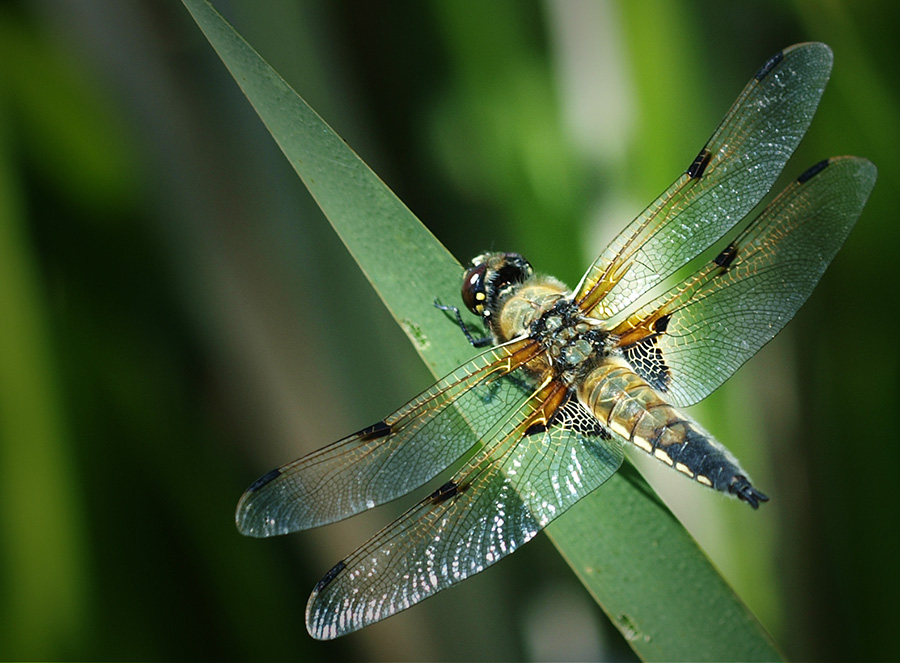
530, 299, 612, 384
467, 253, 614, 379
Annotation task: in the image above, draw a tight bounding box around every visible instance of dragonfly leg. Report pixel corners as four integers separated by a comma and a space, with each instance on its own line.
433, 299, 491, 347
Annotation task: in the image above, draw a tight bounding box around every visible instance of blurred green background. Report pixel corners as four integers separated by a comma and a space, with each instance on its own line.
1, 0, 898, 660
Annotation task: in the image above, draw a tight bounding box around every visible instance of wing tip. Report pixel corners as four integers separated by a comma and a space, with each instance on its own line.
235, 468, 283, 537
306, 560, 350, 640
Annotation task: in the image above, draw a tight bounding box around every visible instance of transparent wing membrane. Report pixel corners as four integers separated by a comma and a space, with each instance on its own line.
306, 385, 624, 639
615, 157, 876, 407
236, 340, 538, 536
575, 43, 833, 319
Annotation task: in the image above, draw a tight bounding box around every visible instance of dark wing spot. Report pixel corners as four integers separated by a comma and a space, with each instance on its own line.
314, 560, 347, 592
623, 338, 671, 392
653, 313, 671, 334
797, 159, 830, 184
563, 412, 611, 439
549, 393, 611, 439
357, 420, 392, 441
687, 148, 712, 179
429, 480, 462, 504
246, 468, 281, 493
525, 421, 548, 436
755, 49, 784, 81
714, 241, 739, 270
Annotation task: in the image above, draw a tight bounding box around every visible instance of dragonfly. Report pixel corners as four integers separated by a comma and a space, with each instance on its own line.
236, 42, 875, 640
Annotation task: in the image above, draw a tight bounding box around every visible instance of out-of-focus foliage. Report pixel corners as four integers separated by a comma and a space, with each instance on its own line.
0, 1, 897, 660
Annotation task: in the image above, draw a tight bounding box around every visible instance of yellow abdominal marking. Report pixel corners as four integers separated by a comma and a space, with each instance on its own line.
675, 462, 694, 477
653, 449, 674, 466
631, 435, 652, 453
697, 475, 713, 487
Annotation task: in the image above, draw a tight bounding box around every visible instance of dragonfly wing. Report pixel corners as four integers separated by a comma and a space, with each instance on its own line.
614, 156, 876, 408
236, 339, 540, 536
575, 42, 833, 319
304, 383, 625, 639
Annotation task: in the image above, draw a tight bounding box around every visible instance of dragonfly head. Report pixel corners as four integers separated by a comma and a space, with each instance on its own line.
462, 252, 533, 320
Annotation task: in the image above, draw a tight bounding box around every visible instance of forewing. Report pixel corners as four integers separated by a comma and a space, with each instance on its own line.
304, 384, 625, 639
614, 157, 876, 408
575, 42, 833, 319
236, 339, 540, 536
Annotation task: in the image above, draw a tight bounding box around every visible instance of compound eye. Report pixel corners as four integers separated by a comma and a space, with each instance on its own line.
461, 262, 488, 315
496, 253, 532, 291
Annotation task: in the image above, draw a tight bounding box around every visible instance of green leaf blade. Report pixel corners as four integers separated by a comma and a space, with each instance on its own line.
183, 0, 469, 375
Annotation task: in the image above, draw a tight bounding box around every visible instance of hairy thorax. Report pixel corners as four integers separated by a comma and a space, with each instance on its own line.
490, 275, 614, 388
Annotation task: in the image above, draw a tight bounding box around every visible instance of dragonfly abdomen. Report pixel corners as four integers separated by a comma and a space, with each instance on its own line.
578, 357, 767, 507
